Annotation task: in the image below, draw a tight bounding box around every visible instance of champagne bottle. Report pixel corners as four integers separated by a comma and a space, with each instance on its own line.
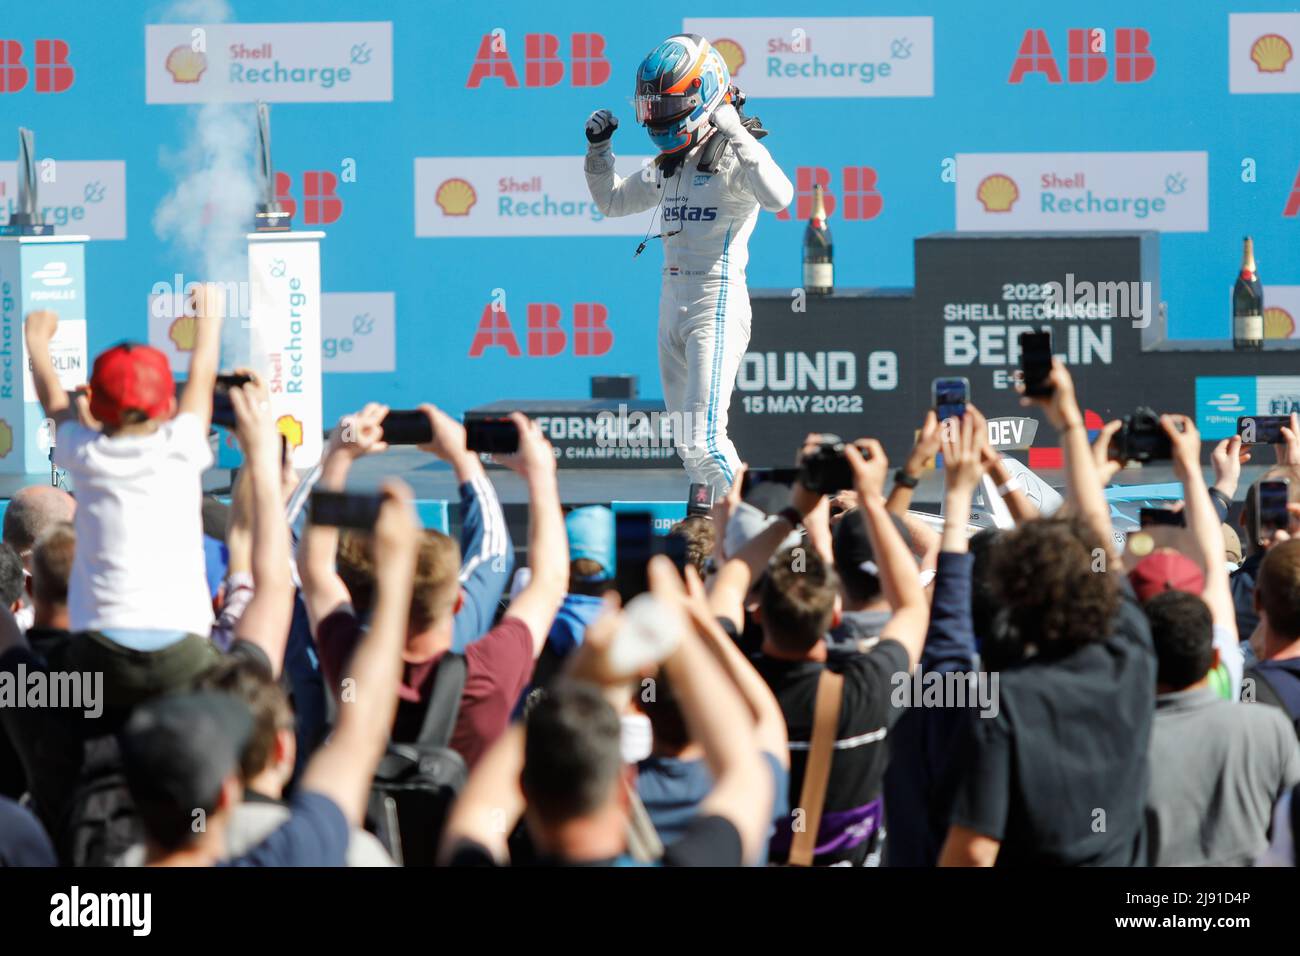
802, 184, 833, 296
1233, 236, 1264, 350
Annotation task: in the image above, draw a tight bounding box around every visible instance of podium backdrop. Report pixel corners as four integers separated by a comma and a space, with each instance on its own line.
2, 1, 1299, 429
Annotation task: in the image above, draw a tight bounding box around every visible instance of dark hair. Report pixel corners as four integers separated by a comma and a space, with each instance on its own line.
521, 680, 623, 826
1257, 538, 1300, 639
1145, 590, 1215, 689
639, 667, 690, 753
31, 522, 74, 606
759, 546, 838, 654
193, 658, 293, 782
990, 517, 1118, 658
569, 558, 615, 597
0, 543, 24, 607
668, 516, 715, 578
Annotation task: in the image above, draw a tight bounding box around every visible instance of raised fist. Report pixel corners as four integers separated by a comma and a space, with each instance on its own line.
585, 109, 619, 145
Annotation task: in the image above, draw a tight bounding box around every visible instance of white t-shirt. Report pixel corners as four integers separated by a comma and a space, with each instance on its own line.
55, 413, 214, 634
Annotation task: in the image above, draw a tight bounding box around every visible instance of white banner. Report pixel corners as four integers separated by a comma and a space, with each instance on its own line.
682, 17, 934, 98
322, 292, 395, 372
248, 238, 323, 467
415, 156, 659, 237
145, 22, 393, 103
0, 161, 126, 240
956, 152, 1208, 233
1229, 13, 1300, 93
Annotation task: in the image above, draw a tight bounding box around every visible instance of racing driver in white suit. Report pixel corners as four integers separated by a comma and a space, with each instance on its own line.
584, 34, 793, 494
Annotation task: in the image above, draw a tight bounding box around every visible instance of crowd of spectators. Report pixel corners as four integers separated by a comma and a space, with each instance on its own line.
1, 289, 1298, 867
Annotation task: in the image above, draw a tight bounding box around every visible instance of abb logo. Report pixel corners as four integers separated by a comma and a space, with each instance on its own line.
1283, 165, 1300, 217
775, 167, 883, 221
1009, 29, 1156, 84
470, 303, 613, 357
0, 39, 74, 93
466, 33, 610, 88
274, 171, 343, 225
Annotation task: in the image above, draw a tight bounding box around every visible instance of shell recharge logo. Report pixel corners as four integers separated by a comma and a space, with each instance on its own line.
276, 414, 304, 450
436, 179, 476, 216
713, 38, 745, 76
168, 316, 198, 351
977, 174, 1019, 212
1252, 34, 1293, 72
1265, 306, 1296, 339
165, 45, 207, 82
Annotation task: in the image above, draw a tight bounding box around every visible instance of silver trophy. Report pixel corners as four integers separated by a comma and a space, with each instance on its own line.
4, 127, 51, 236
253, 101, 292, 232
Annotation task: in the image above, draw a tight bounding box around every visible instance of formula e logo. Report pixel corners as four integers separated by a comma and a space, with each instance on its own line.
662, 204, 718, 223
467, 32, 610, 88
0, 39, 75, 93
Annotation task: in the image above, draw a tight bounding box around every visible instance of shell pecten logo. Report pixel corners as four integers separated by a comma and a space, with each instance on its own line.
976, 174, 1019, 213
1252, 34, 1293, 73
713, 38, 745, 77
435, 178, 477, 216
277, 414, 304, 450
166, 45, 208, 83
1264, 306, 1296, 339
0, 420, 13, 458
168, 316, 198, 352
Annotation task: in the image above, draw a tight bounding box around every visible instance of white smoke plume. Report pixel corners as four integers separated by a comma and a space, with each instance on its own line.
152, 0, 259, 337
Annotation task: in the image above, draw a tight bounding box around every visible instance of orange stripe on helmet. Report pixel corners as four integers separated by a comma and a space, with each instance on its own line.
663, 51, 706, 94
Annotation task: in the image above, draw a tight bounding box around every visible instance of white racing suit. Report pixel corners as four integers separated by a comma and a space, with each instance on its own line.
585, 125, 793, 494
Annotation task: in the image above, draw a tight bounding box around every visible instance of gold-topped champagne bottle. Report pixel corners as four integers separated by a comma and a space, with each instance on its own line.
1233, 236, 1264, 350
802, 184, 833, 296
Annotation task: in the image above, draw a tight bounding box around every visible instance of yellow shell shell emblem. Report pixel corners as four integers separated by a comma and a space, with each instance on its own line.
1251, 33, 1293, 73
277, 414, 304, 450
713, 38, 745, 77
168, 316, 198, 352
435, 178, 477, 216
0, 420, 11, 459
165, 46, 208, 83
977, 174, 1019, 213
1264, 306, 1296, 339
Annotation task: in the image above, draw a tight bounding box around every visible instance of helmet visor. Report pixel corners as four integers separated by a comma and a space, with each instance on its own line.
636, 91, 697, 126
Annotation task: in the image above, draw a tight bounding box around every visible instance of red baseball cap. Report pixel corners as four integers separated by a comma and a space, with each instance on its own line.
89, 343, 174, 427
1128, 548, 1205, 603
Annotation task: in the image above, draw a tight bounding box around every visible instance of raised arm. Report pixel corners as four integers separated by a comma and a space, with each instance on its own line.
296, 403, 389, 631
298, 480, 418, 825
23, 311, 72, 424
497, 413, 567, 657
419, 404, 513, 645
887, 410, 941, 517
651, 559, 773, 864
1165, 414, 1243, 692
684, 566, 788, 766
846, 439, 929, 671
225, 374, 295, 673
1023, 360, 1115, 564
177, 283, 225, 426
583, 110, 662, 218
438, 724, 526, 864
706, 462, 818, 632
709, 103, 793, 212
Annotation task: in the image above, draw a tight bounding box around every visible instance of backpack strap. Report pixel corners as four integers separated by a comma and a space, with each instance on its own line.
1246, 664, 1289, 709
416, 653, 468, 748
788, 668, 844, 867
